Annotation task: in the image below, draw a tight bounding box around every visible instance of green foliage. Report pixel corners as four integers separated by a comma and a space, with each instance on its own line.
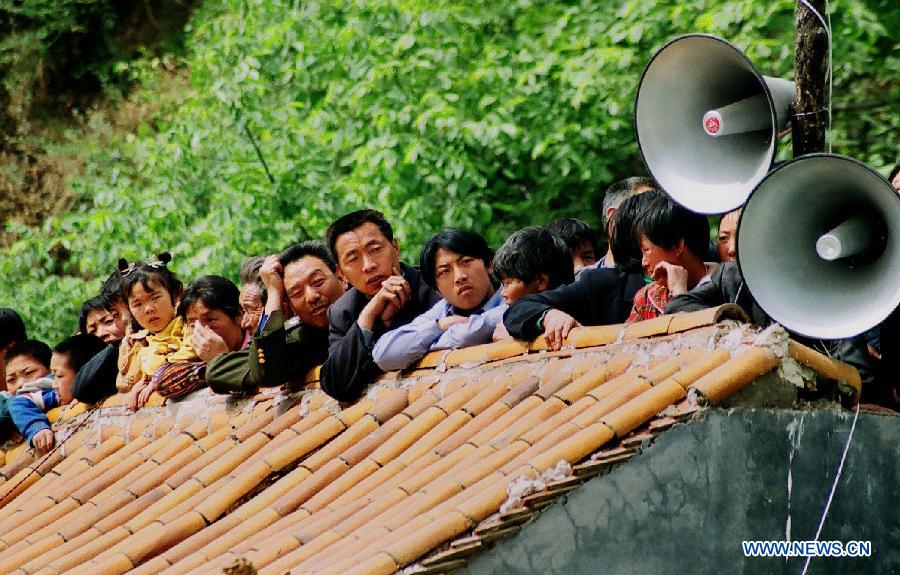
0, 0, 195, 119
1, 0, 897, 342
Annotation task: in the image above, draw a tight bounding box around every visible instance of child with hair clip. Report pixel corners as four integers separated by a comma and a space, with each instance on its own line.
116, 253, 199, 410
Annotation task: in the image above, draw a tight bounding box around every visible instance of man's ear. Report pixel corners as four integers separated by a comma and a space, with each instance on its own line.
535, 272, 550, 292
334, 268, 350, 291
675, 239, 686, 257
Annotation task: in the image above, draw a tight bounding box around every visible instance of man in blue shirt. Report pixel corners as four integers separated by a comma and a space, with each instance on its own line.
373, 229, 501, 372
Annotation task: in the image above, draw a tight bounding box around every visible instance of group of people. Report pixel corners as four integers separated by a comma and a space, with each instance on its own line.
1, 173, 897, 453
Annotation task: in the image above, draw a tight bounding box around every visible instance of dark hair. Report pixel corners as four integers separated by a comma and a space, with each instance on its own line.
326, 209, 394, 262
546, 218, 598, 254
100, 259, 136, 307
0, 308, 26, 348
602, 176, 659, 227
77, 296, 110, 335
53, 334, 107, 373
179, 275, 242, 320
419, 229, 493, 290
609, 189, 666, 274
239, 255, 266, 286
636, 194, 710, 262
889, 162, 900, 185
494, 227, 574, 289
121, 252, 183, 306
279, 240, 337, 272
6, 339, 52, 369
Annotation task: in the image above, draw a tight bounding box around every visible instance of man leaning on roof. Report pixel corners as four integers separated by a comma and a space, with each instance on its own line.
207, 241, 345, 395
320, 210, 441, 402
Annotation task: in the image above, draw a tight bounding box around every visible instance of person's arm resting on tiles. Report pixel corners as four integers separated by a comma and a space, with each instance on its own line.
373, 228, 498, 370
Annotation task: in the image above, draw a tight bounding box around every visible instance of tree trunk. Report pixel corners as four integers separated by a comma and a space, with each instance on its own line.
792, 0, 830, 156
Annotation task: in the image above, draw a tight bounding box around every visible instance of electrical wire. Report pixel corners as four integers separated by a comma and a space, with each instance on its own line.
799, 401, 860, 575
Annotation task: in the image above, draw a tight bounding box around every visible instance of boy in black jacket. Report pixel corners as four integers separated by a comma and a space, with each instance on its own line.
504, 191, 662, 349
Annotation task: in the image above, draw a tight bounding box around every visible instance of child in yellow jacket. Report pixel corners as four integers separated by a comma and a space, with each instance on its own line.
116, 253, 199, 410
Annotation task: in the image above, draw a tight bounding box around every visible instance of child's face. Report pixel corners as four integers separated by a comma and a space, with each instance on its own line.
5, 355, 50, 394
128, 281, 177, 333
500, 274, 548, 306
571, 239, 597, 269
50, 352, 77, 405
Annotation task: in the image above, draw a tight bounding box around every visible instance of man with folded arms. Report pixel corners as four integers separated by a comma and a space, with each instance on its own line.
321, 210, 440, 402
372, 229, 502, 371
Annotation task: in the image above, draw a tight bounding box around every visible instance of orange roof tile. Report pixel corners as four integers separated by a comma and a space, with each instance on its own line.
0, 306, 861, 574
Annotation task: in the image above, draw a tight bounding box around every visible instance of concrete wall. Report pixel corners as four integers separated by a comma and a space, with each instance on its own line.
461, 408, 898, 575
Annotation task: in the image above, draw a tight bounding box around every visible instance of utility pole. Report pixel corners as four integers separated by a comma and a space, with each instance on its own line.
792, 0, 829, 156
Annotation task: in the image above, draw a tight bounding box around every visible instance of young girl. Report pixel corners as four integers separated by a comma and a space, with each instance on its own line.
116, 253, 198, 409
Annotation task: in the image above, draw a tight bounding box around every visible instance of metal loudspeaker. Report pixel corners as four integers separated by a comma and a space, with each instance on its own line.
635, 34, 795, 214
738, 154, 900, 339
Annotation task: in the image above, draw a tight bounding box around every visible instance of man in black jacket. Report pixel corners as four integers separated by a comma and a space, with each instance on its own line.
503, 268, 645, 349
504, 191, 661, 349
72, 272, 132, 405
321, 210, 440, 402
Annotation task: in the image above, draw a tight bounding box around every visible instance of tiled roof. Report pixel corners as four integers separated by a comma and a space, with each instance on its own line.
0, 306, 861, 574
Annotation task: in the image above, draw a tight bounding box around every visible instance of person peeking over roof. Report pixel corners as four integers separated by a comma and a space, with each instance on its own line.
491, 226, 575, 341
72, 261, 141, 406
372, 229, 502, 372
207, 241, 344, 396
141, 274, 247, 401
320, 210, 441, 402
716, 208, 741, 264
627, 193, 716, 322
237, 255, 267, 335
0, 308, 27, 392
545, 218, 598, 276
78, 295, 126, 344
503, 191, 664, 350
591, 176, 659, 271
2, 340, 53, 439
10, 334, 105, 453
114, 253, 200, 411
2, 339, 53, 441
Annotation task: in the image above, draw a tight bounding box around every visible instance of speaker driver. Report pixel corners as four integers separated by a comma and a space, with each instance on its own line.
635, 34, 794, 214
